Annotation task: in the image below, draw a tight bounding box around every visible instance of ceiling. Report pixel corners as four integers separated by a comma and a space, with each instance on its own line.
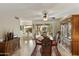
0, 3, 79, 21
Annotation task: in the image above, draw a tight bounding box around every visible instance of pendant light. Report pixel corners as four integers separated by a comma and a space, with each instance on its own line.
43, 10, 48, 21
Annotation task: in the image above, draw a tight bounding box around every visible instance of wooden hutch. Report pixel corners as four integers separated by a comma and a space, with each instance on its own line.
71, 15, 79, 55
0, 32, 20, 56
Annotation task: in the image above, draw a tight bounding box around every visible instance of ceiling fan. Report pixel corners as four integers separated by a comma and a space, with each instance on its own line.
42, 10, 48, 21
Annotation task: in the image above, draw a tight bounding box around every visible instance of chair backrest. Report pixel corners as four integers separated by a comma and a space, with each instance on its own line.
42, 37, 51, 48
41, 36, 52, 56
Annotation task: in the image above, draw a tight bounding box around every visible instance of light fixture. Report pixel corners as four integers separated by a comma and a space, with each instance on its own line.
14, 16, 19, 20
43, 10, 48, 21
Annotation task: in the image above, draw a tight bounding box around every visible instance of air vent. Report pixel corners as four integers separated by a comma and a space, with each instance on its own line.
14, 16, 19, 20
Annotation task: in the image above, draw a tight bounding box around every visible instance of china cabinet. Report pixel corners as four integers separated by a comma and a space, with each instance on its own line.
61, 15, 79, 55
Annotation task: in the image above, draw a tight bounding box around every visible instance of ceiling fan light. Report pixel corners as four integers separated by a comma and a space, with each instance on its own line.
43, 17, 48, 21
42, 10, 48, 21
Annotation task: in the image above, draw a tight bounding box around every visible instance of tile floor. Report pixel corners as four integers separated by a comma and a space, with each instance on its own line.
12, 39, 35, 56
12, 39, 72, 56
58, 43, 72, 56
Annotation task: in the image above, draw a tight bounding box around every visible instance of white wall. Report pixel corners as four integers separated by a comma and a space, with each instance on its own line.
0, 16, 20, 40
53, 20, 61, 35
20, 20, 32, 25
